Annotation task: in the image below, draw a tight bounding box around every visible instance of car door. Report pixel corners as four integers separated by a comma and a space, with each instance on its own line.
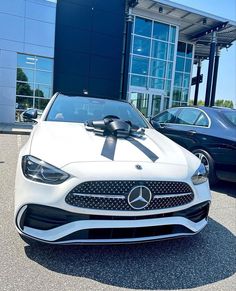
152, 107, 210, 149
169, 108, 207, 149
151, 108, 183, 142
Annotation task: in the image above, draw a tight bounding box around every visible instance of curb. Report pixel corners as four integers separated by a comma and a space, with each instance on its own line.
0, 129, 31, 135
0, 123, 32, 135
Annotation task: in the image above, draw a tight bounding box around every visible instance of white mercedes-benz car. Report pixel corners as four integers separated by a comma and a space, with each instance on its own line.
15, 93, 211, 245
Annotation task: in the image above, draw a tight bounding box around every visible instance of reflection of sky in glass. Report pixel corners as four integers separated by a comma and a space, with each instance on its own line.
135, 17, 152, 37
133, 36, 151, 56
36, 71, 52, 85
132, 57, 149, 75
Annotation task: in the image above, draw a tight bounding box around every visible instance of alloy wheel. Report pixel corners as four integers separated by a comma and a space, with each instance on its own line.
194, 152, 210, 173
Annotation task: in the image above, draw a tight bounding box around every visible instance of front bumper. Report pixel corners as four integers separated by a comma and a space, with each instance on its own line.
16, 202, 210, 244
15, 161, 211, 244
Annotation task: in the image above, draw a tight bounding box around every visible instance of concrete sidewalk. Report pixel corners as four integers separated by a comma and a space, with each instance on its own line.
0, 122, 33, 135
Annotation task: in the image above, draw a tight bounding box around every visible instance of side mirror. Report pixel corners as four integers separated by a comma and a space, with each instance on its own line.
151, 119, 162, 129
23, 109, 38, 121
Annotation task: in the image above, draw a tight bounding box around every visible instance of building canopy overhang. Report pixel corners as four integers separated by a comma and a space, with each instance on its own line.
134, 0, 236, 63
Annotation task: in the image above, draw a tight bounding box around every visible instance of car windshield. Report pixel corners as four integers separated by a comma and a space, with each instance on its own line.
46, 94, 148, 128
221, 110, 236, 126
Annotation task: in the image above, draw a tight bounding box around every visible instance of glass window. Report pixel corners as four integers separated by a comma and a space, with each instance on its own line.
152, 40, 167, 59
174, 72, 183, 87
130, 93, 149, 117
195, 113, 209, 127
173, 88, 182, 101
34, 84, 51, 98
163, 97, 170, 110
16, 96, 33, 109
17, 54, 36, 69
47, 95, 149, 128
17, 68, 34, 83
168, 44, 175, 61
185, 59, 192, 73
16, 53, 53, 121
133, 36, 151, 56
170, 26, 176, 43
131, 75, 147, 87
186, 44, 193, 58
176, 108, 201, 125
182, 89, 189, 102
221, 111, 236, 126
36, 57, 53, 71
150, 60, 166, 78
150, 78, 164, 90
177, 42, 186, 57
135, 17, 152, 37
16, 82, 34, 96
153, 108, 179, 123
166, 62, 173, 79
183, 74, 190, 88
173, 42, 193, 105
151, 95, 162, 116
131, 56, 149, 75
35, 71, 52, 85
176, 57, 185, 72
35, 98, 50, 110
165, 80, 171, 96
153, 22, 169, 41
172, 101, 180, 107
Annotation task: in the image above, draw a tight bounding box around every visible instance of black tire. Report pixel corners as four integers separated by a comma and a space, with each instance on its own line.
192, 149, 218, 186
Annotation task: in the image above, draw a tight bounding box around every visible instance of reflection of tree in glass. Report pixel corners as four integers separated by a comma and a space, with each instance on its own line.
16, 68, 33, 96
35, 89, 44, 97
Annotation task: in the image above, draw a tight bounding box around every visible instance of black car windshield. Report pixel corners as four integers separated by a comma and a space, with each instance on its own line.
221, 110, 236, 126
46, 94, 148, 128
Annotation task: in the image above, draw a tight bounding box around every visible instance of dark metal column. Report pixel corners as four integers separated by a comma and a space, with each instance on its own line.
121, 8, 133, 100
205, 31, 217, 106
210, 47, 220, 106
193, 59, 202, 105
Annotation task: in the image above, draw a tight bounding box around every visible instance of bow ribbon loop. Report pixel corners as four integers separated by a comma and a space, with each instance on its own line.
85, 117, 158, 162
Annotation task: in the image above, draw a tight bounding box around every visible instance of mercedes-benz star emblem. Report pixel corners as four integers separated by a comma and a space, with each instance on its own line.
128, 186, 152, 210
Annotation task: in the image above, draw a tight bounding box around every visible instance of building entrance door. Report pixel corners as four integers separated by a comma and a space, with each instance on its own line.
130, 91, 164, 117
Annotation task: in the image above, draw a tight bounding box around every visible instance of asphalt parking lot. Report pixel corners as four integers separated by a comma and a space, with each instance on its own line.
0, 134, 235, 291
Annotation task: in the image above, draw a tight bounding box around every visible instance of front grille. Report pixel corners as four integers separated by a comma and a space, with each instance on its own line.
69, 180, 192, 195
65, 181, 194, 211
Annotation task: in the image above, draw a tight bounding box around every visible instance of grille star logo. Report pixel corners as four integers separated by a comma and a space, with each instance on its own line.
128, 186, 152, 210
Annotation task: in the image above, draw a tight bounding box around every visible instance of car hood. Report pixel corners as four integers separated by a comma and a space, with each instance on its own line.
29, 121, 200, 172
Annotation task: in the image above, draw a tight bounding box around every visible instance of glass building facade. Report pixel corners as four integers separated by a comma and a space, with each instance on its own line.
172, 42, 193, 107
16, 54, 53, 119
128, 16, 194, 117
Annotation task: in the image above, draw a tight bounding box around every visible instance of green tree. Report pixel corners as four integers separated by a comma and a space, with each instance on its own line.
35, 89, 44, 97
189, 99, 204, 106
16, 68, 33, 96
215, 99, 234, 108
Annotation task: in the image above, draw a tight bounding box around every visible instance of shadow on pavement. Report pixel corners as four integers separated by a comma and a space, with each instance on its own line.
24, 218, 236, 290
211, 181, 236, 198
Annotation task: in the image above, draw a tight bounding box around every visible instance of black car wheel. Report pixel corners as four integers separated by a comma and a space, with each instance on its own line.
192, 149, 218, 185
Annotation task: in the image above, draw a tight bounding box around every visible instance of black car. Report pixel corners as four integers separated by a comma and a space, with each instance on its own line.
150, 106, 236, 184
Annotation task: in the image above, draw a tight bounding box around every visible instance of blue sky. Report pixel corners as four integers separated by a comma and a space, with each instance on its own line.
173, 0, 236, 105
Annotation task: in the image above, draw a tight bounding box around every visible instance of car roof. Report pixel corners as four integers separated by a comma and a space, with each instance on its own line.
168, 106, 235, 114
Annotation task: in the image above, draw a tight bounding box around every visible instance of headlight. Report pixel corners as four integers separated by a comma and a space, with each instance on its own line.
22, 155, 69, 184
191, 163, 208, 185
